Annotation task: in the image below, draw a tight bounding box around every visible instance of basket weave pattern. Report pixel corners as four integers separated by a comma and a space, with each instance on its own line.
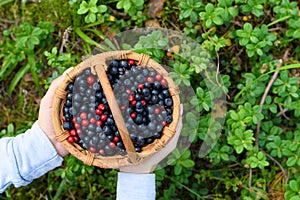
52, 50, 180, 168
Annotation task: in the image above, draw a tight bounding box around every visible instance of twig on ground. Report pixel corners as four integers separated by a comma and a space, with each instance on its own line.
107, 6, 128, 18
255, 59, 283, 146
260, 148, 289, 185
283, 48, 290, 62
276, 105, 291, 120
0, 18, 20, 24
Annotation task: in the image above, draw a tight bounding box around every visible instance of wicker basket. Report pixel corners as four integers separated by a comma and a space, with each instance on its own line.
52, 50, 180, 168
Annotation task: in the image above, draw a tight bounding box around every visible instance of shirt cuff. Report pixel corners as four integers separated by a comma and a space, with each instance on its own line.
116, 172, 155, 200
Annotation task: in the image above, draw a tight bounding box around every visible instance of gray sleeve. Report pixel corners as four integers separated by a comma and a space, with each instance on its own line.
0, 121, 63, 193
117, 172, 156, 200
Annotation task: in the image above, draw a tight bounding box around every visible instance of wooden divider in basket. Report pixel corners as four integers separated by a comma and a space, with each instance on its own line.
52, 50, 180, 169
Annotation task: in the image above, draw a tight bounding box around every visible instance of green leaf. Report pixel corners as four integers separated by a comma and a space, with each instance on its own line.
269, 104, 277, 113
134, 0, 144, 6
116, 0, 124, 9
230, 111, 239, 121
206, 18, 212, 28
87, 12, 96, 23
167, 158, 176, 165
77, 1, 89, 14
182, 159, 195, 168
32, 27, 42, 36
289, 180, 299, 192
90, 6, 98, 13
250, 36, 259, 43
123, 0, 132, 12
213, 16, 223, 25
8, 63, 30, 94
290, 196, 300, 200
257, 151, 264, 160
174, 164, 182, 175
220, 153, 229, 161
228, 7, 238, 17
205, 3, 214, 13
244, 23, 252, 32
98, 5, 107, 13
285, 191, 297, 200
287, 156, 298, 167
182, 9, 193, 18
0, 0, 13, 7
7, 123, 14, 134
236, 145, 244, 154
89, 0, 97, 5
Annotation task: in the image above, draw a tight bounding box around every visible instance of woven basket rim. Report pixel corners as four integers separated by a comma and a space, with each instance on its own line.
52, 50, 180, 168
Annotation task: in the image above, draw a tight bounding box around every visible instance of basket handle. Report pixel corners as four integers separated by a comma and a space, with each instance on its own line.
92, 62, 139, 164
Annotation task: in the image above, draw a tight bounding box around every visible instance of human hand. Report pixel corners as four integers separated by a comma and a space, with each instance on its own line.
38, 68, 73, 157
119, 105, 183, 174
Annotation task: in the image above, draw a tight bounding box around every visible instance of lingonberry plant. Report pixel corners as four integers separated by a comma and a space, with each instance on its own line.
1, 0, 300, 199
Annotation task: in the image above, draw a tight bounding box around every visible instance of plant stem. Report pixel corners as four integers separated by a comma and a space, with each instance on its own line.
255, 59, 282, 146
53, 179, 65, 200
267, 15, 291, 27
27, 51, 43, 97
260, 148, 289, 185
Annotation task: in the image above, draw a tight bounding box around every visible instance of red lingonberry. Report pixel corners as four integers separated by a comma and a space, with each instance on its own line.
138, 84, 144, 89
147, 76, 154, 83
141, 100, 146, 105
80, 112, 87, 120
109, 142, 116, 148
155, 74, 163, 81
98, 104, 105, 110
121, 105, 127, 110
160, 78, 167, 85
128, 59, 135, 65
71, 117, 76, 123
86, 75, 95, 84
70, 129, 77, 136
130, 112, 137, 119
81, 119, 89, 127
73, 136, 79, 143
131, 100, 137, 106
99, 149, 105, 155
100, 114, 108, 121
128, 94, 134, 101
77, 129, 82, 135
126, 89, 131, 94
90, 117, 96, 124
113, 136, 119, 143
162, 121, 167, 126
96, 120, 103, 127
96, 109, 102, 115
67, 136, 74, 143
74, 123, 81, 129
89, 146, 96, 153
154, 107, 161, 115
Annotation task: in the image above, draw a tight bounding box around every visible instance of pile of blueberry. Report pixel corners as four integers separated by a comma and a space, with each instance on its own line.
62, 59, 173, 156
